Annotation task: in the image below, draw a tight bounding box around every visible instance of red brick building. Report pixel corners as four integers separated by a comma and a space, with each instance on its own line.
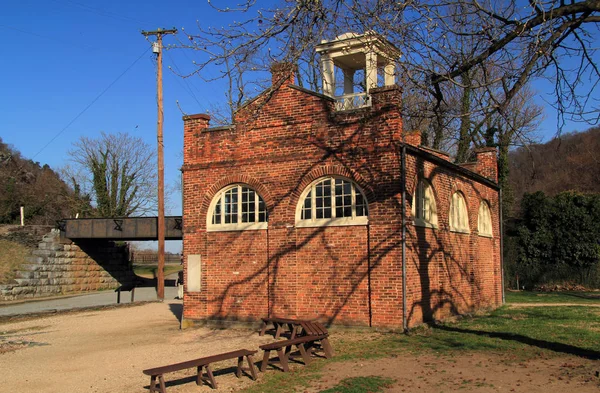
181, 33, 502, 329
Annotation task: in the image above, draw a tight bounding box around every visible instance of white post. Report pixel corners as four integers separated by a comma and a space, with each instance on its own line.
343, 68, 355, 95
322, 56, 335, 97
365, 51, 378, 92
384, 62, 396, 86
20, 206, 24, 226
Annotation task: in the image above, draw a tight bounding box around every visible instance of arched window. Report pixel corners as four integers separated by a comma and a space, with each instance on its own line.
296, 177, 368, 227
207, 184, 267, 231
449, 192, 470, 233
478, 200, 493, 237
412, 178, 438, 228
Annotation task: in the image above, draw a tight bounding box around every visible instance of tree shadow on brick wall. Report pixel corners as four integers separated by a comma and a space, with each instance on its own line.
194, 96, 497, 328
199, 100, 409, 325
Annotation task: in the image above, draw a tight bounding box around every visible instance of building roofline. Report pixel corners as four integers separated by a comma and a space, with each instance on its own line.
404, 144, 499, 190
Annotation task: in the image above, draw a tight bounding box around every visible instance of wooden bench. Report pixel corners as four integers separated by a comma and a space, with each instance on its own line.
115, 283, 136, 304
259, 317, 304, 339
259, 334, 333, 372
142, 349, 258, 392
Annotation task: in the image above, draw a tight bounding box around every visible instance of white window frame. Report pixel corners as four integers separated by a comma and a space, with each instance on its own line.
207, 184, 268, 232
295, 176, 369, 227
449, 191, 470, 234
477, 200, 493, 237
412, 178, 438, 228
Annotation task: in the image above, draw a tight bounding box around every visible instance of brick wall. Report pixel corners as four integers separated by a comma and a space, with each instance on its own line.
181, 71, 501, 328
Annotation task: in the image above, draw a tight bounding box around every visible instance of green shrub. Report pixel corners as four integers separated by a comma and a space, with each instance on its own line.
515, 191, 600, 288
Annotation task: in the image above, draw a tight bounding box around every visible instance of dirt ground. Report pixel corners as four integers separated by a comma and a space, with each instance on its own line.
303, 352, 599, 393
2, 301, 599, 393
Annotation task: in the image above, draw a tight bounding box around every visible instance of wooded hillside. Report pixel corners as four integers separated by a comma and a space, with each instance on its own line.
0, 138, 87, 224
508, 126, 600, 215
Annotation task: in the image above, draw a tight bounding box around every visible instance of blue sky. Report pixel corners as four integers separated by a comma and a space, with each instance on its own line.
1, 0, 240, 217
1, 0, 597, 243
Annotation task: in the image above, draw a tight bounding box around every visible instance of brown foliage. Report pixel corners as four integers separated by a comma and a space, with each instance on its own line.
0, 137, 88, 224
509, 126, 600, 215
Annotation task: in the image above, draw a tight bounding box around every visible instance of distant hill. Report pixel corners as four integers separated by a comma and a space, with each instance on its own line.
508, 126, 600, 214
0, 137, 89, 224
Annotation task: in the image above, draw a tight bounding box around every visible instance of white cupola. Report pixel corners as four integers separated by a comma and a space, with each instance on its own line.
315, 32, 400, 110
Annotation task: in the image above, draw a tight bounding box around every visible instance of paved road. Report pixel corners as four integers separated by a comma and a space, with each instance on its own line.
0, 286, 179, 317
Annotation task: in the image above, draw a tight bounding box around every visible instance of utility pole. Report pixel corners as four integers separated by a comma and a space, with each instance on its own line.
141, 27, 177, 301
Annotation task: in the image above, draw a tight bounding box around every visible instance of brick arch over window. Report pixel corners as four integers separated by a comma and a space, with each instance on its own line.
200, 174, 274, 222
291, 164, 375, 204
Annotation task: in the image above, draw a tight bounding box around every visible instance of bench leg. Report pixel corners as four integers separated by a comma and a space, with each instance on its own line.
148, 375, 157, 393
259, 321, 269, 336
298, 343, 311, 365
260, 350, 271, 372
197, 364, 217, 389
274, 322, 283, 339
246, 354, 258, 380
131, 286, 135, 302
116, 289, 121, 304
236, 356, 243, 378
158, 375, 166, 393
148, 374, 166, 393
322, 338, 334, 358
205, 364, 217, 389
277, 348, 289, 372
196, 366, 202, 385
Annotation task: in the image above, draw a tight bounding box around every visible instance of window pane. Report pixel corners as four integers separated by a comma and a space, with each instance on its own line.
258, 197, 267, 222
302, 190, 312, 220
301, 178, 367, 222
224, 188, 238, 224
356, 205, 364, 216
212, 201, 221, 224
241, 187, 256, 223
355, 192, 367, 217
315, 180, 332, 219
211, 186, 267, 227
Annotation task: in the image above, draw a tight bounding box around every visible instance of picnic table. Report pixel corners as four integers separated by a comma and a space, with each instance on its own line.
259, 317, 304, 339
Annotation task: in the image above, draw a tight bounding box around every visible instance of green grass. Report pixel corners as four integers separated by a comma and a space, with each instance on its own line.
506, 290, 600, 304
318, 376, 395, 393
335, 306, 600, 359
0, 239, 30, 285
132, 264, 182, 279
239, 304, 600, 392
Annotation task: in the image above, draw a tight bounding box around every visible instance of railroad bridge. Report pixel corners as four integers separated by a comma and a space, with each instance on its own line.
58, 216, 183, 242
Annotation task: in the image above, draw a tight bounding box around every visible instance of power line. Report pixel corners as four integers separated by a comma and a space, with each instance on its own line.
31, 47, 151, 160
0, 24, 96, 52
50, 0, 153, 26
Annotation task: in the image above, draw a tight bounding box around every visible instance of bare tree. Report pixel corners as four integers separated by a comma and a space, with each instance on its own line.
63, 132, 157, 217
176, 0, 599, 137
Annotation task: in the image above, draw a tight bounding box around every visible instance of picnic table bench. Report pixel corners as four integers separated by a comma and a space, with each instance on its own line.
259, 334, 332, 372
142, 349, 258, 392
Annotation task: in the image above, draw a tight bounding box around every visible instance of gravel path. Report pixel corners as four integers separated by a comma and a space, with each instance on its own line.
2, 299, 274, 393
